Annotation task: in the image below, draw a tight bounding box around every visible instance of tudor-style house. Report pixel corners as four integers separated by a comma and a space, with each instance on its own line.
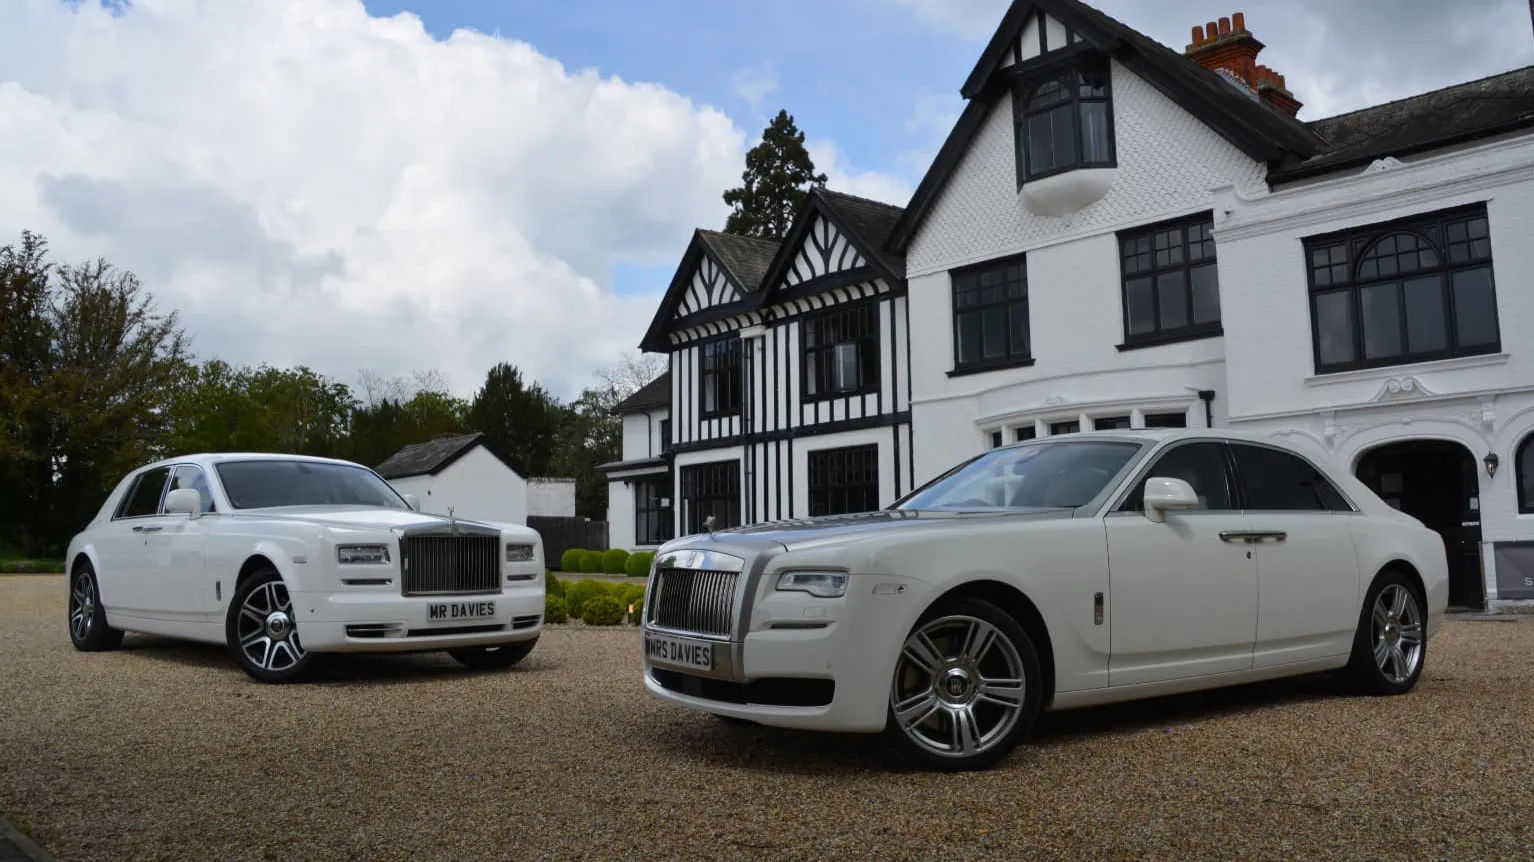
604, 0, 1534, 609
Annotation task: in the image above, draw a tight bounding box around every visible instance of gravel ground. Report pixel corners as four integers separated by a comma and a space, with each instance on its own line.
2, 575, 1532, 862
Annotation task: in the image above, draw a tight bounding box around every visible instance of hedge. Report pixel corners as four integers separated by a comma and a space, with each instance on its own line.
544, 595, 568, 624
601, 547, 630, 574
553, 547, 661, 576
542, 577, 645, 626
544, 570, 565, 597
559, 548, 584, 573
581, 595, 625, 626
625, 551, 654, 578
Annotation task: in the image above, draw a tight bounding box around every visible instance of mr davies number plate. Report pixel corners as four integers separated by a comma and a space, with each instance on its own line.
645, 633, 713, 671
427, 600, 496, 622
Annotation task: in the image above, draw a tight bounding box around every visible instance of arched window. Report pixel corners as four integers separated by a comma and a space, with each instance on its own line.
1517, 433, 1534, 514
1305, 204, 1501, 374
1013, 65, 1114, 184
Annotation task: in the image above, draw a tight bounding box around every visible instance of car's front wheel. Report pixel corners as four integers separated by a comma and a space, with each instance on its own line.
447, 638, 537, 670
884, 595, 1042, 772
68, 562, 124, 652
1343, 570, 1427, 696
226, 567, 314, 683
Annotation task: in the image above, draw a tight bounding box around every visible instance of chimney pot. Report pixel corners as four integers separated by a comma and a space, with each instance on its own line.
1206, 20, 1218, 38
1233, 12, 1245, 31
1218, 16, 1231, 35
1192, 24, 1204, 44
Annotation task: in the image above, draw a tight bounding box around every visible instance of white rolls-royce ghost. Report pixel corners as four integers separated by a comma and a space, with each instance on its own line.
639, 429, 1449, 771
65, 452, 546, 682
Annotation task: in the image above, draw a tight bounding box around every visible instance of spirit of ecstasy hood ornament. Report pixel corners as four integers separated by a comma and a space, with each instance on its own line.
447, 506, 457, 535
703, 514, 716, 538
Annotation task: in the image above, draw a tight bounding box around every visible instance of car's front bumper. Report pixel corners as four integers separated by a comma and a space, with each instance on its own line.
289, 586, 544, 653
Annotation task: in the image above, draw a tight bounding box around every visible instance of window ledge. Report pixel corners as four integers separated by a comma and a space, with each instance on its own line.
1116, 328, 1224, 352
1020, 167, 1117, 218
948, 357, 1037, 379
1304, 352, 1511, 387
803, 390, 878, 405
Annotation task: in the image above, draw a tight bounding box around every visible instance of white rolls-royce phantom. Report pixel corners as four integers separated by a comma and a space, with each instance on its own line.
65, 452, 546, 682
640, 429, 1449, 771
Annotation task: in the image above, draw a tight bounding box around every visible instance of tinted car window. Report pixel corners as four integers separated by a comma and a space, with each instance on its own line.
896, 440, 1143, 511
1121, 441, 1234, 511
169, 465, 216, 513
215, 460, 408, 510
1230, 443, 1352, 511
118, 467, 171, 518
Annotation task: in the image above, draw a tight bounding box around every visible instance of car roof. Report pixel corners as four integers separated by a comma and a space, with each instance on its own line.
134, 452, 369, 472
994, 427, 1318, 450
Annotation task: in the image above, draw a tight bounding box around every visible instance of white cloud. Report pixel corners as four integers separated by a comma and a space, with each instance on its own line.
0, 0, 752, 401
731, 63, 778, 119
806, 139, 914, 207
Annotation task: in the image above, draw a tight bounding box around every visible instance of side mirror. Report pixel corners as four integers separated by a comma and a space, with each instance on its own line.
164, 488, 203, 518
402, 494, 421, 512
1143, 477, 1199, 523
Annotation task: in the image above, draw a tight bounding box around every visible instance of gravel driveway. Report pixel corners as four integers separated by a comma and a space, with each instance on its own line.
2, 574, 1532, 861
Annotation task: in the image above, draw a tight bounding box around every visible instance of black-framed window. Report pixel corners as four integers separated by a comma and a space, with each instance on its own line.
1517, 434, 1534, 514
114, 466, 170, 519
803, 302, 879, 400
808, 445, 880, 516
1050, 420, 1080, 435
1306, 203, 1500, 374
1013, 61, 1114, 184
680, 460, 740, 534
952, 254, 1030, 373
1095, 415, 1132, 430
1015, 426, 1036, 442
1143, 411, 1188, 428
991, 431, 1004, 448
634, 476, 674, 546
1119, 213, 1221, 346
698, 336, 742, 418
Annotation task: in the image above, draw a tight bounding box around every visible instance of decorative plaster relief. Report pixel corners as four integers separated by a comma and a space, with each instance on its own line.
1370, 376, 1439, 402
1362, 156, 1405, 174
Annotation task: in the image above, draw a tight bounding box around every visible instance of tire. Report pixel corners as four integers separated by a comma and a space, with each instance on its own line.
1342, 570, 1427, 696
68, 561, 124, 652
226, 567, 314, 683
883, 595, 1043, 772
448, 638, 537, 670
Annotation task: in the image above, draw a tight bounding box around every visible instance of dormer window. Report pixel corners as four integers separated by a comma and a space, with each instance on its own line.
1013, 63, 1114, 185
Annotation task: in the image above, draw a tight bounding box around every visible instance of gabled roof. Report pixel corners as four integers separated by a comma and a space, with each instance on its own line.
1271, 65, 1534, 184
609, 370, 671, 415
637, 229, 781, 353
375, 431, 527, 481
698, 231, 779, 293
888, 0, 1325, 253
752, 187, 907, 306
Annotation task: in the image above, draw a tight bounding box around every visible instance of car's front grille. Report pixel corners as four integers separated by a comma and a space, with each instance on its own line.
399, 534, 500, 596
648, 567, 738, 637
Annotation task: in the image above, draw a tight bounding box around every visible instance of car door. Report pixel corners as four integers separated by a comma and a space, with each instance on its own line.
139, 464, 216, 622
1104, 440, 1259, 687
94, 465, 172, 616
1227, 441, 1363, 668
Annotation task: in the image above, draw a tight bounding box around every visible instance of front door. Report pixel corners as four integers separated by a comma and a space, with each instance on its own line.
95, 465, 173, 616
1105, 440, 1258, 687
1356, 440, 1484, 609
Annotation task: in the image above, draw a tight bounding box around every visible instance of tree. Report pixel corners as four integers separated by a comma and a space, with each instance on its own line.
721, 109, 828, 239
467, 363, 564, 478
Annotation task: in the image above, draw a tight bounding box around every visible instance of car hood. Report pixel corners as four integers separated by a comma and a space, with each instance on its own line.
232, 506, 531, 537
689, 507, 1075, 553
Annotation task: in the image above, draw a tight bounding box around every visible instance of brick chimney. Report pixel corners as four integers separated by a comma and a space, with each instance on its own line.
1185, 12, 1302, 116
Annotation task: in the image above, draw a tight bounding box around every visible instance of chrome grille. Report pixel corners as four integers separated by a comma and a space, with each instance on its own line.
399, 534, 500, 596
649, 567, 738, 637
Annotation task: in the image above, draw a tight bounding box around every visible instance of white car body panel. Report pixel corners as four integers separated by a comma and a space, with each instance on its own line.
66, 452, 545, 655
639, 429, 1450, 733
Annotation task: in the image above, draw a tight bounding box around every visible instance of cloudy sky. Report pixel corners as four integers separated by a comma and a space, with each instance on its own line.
2, 0, 1530, 402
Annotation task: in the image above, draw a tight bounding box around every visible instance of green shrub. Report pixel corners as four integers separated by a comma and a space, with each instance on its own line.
620, 585, 647, 624
625, 551, 655, 578
601, 547, 630, 574
564, 578, 607, 618
578, 549, 604, 573
559, 548, 584, 572
557, 578, 577, 597
544, 570, 564, 597
544, 595, 568, 624
581, 595, 625, 626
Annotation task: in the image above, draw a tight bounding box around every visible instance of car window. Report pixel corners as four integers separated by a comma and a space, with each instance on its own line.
1120, 441, 1234, 512
214, 459, 410, 510
168, 465, 216, 513
117, 466, 171, 518
894, 440, 1143, 511
1229, 443, 1353, 511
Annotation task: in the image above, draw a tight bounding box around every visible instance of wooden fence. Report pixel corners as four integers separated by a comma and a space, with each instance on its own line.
527, 515, 609, 567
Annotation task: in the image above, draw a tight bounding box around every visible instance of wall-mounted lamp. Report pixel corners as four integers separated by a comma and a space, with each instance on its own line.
1483, 452, 1500, 477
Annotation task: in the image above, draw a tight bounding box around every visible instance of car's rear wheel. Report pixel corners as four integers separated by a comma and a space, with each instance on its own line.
1343, 570, 1426, 696
447, 639, 537, 670
884, 595, 1042, 772
68, 562, 124, 652
227, 567, 314, 683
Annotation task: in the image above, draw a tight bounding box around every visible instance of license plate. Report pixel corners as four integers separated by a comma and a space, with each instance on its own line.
645, 633, 713, 671
426, 600, 496, 622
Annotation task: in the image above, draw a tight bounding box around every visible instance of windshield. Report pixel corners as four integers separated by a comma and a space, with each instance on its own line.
214, 460, 410, 510
895, 439, 1144, 511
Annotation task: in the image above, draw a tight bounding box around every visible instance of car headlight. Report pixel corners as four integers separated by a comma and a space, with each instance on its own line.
337, 544, 390, 565
505, 543, 535, 563
775, 571, 849, 598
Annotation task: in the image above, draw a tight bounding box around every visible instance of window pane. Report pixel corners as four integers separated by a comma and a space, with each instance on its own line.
1360, 283, 1402, 359
1080, 102, 1110, 163
1314, 291, 1355, 366
833, 343, 859, 391
1230, 444, 1342, 511
1452, 267, 1499, 347
1135, 442, 1232, 510
1520, 436, 1534, 512
957, 312, 980, 364
121, 467, 171, 517
1143, 411, 1187, 428
1050, 420, 1080, 435
1190, 263, 1220, 324
982, 307, 1008, 359
1125, 277, 1154, 336
1156, 270, 1188, 331
1008, 302, 1029, 357
1402, 274, 1447, 354
1050, 105, 1077, 168
1026, 112, 1057, 173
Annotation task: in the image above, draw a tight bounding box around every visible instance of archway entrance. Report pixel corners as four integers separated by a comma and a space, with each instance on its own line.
1356, 440, 1485, 610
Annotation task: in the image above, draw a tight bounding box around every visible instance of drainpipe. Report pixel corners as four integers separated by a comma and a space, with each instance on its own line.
1197, 390, 1216, 428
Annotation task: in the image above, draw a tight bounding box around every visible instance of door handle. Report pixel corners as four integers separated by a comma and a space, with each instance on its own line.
132, 525, 163, 533
1219, 530, 1287, 544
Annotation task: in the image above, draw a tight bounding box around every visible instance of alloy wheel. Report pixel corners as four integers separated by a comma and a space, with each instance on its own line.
890, 614, 1027, 759
69, 571, 96, 642
235, 580, 306, 672
1371, 583, 1424, 685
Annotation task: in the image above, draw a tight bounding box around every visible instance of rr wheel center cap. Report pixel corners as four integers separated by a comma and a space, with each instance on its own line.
265, 612, 293, 641
939, 667, 974, 702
